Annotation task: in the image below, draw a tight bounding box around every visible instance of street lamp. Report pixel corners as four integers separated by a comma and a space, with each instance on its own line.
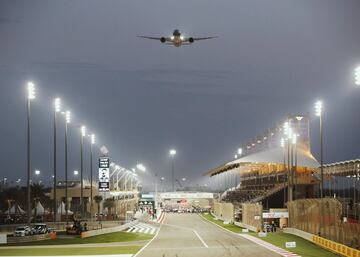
90, 133, 95, 220
315, 100, 324, 198
169, 149, 176, 192
26, 81, 35, 225
64, 110, 70, 224
80, 125, 86, 218
355, 66, 360, 86
53, 98, 61, 223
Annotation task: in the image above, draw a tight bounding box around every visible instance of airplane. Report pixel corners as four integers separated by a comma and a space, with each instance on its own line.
138, 29, 218, 47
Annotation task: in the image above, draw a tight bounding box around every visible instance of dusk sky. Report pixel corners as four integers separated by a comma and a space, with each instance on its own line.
0, 0, 360, 189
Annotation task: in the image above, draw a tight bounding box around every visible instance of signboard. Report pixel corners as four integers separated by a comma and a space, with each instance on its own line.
139, 200, 155, 210
242, 229, 249, 233
98, 157, 110, 192
263, 212, 289, 219
0, 234, 6, 244
258, 232, 267, 237
99, 157, 110, 168
285, 242, 296, 248
159, 192, 214, 199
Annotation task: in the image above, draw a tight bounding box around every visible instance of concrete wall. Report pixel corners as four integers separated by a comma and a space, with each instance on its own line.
80, 220, 138, 238
283, 227, 313, 241
242, 203, 263, 231
288, 198, 360, 248
213, 202, 234, 222
234, 221, 257, 232
6, 233, 53, 244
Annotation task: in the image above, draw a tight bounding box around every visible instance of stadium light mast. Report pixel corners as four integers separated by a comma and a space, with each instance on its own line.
64, 111, 71, 224
169, 149, 176, 192
90, 133, 95, 221
80, 125, 86, 218
53, 98, 61, 223
26, 82, 35, 225
315, 100, 324, 198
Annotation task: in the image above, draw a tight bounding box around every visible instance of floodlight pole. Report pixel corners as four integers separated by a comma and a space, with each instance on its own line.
26, 98, 31, 226
65, 119, 68, 224
53, 109, 57, 223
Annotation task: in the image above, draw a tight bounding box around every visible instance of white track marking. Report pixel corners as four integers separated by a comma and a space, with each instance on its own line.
133, 222, 163, 257
193, 229, 209, 248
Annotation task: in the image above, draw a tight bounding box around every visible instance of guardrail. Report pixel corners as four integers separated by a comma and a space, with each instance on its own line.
313, 235, 360, 257
80, 220, 138, 238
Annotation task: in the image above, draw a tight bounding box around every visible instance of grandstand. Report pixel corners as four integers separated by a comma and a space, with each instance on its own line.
206, 114, 320, 208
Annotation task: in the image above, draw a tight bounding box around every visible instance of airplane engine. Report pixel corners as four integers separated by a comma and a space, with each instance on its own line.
188, 37, 194, 43
160, 37, 166, 43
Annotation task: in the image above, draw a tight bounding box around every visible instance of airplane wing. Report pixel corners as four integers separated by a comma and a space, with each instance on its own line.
137, 36, 172, 42
137, 36, 162, 40
192, 36, 218, 41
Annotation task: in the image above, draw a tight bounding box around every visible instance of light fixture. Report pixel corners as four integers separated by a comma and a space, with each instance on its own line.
27, 82, 36, 99
315, 100, 323, 117
355, 66, 360, 86
54, 98, 61, 112
65, 111, 71, 123
91, 134, 95, 144
81, 126, 86, 137
169, 149, 176, 156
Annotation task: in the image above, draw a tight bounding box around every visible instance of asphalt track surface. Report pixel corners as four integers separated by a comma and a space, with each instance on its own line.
136, 213, 280, 257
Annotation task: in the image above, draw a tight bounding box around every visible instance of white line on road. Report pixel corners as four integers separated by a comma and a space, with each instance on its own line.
193, 230, 209, 248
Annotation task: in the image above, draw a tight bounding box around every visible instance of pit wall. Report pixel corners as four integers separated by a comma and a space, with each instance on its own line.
213, 202, 234, 223
288, 198, 360, 248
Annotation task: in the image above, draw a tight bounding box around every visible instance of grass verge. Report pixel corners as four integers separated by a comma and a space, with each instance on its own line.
3, 232, 153, 246
200, 213, 340, 257
0, 246, 142, 256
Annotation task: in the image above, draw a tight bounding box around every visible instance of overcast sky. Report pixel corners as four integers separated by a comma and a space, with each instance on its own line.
0, 0, 360, 189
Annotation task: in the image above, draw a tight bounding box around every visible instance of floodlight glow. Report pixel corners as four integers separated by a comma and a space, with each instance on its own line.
355, 66, 360, 86
169, 149, 176, 156
91, 134, 95, 144
136, 163, 146, 172
280, 138, 285, 148
315, 100, 323, 117
234, 154, 238, 159
34, 170, 40, 175
283, 121, 289, 135
81, 126, 86, 137
54, 98, 61, 112
171, 36, 174, 40
27, 82, 35, 99
65, 111, 71, 123
73, 170, 79, 176
180, 36, 184, 41
237, 148, 242, 155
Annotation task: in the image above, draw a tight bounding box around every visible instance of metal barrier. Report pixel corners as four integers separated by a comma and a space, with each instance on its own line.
313, 235, 360, 257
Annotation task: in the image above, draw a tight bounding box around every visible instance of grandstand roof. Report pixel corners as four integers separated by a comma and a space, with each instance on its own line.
205, 146, 319, 176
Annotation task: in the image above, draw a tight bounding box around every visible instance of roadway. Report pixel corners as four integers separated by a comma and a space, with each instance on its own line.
136, 213, 280, 257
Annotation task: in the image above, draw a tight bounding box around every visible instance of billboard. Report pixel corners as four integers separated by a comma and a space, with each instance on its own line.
99, 157, 110, 192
